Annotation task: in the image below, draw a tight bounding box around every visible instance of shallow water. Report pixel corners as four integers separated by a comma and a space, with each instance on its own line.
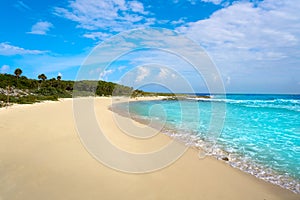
115, 94, 300, 193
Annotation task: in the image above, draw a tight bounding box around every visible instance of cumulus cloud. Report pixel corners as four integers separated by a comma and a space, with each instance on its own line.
178, 0, 300, 62
175, 0, 300, 93
135, 66, 150, 83
128, 1, 147, 14
53, 0, 154, 36
28, 21, 53, 35
158, 68, 177, 80
155, 67, 177, 82
0, 65, 10, 74
100, 69, 115, 80
0, 42, 45, 56
158, 68, 169, 79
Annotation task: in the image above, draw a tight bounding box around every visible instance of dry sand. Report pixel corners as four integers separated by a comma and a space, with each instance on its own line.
0, 97, 298, 200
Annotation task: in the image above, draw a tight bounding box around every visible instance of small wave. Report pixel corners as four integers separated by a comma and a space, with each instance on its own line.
189, 98, 300, 105
124, 98, 300, 193
182, 97, 300, 112
162, 129, 300, 194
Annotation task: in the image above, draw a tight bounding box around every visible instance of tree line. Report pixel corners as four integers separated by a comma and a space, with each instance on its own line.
0, 68, 149, 104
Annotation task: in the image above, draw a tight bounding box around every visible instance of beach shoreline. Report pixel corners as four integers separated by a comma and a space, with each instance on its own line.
0, 97, 299, 200
111, 96, 300, 194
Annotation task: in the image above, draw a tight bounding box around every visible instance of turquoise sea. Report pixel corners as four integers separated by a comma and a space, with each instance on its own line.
117, 94, 300, 193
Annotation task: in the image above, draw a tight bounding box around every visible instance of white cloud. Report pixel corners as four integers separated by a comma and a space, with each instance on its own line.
83, 32, 111, 40
14, 1, 31, 11
100, 69, 114, 79
53, 0, 154, 39
158, 68, 169, 79
0, 65, 10, 74
177, 0, 300, 93
178, 0, 300, 62
119, 64, 198, 93
171, 18, 186, 25
135, 66, 150, 83
118, 66, 127, 71
158, 68, 178, 80
58, 72, 62, 77
200, 0, 223, 5
88, 68, 115, 80
0, 42, 45, 56
88, 67, 101, 76
81, 28, 215, 90
226, 76, 231, 85
128, 1, 147, 14
28, 21, 53, 35
186, 0, 224, 5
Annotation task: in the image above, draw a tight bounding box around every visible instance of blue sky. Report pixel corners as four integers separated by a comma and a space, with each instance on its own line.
0, 0, 299, 93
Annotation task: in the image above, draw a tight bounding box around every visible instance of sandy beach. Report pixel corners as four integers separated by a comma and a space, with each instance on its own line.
0, 97, 298, 200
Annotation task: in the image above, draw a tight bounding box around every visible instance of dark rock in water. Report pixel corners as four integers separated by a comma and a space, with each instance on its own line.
222, 157, 229, 161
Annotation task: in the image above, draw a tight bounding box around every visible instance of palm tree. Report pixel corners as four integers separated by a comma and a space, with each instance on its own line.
38, 74, 47, 81
57, 75, 62, 89
38, 74, 47, 89
14, 68, 22, 78
14, 68, 22, 87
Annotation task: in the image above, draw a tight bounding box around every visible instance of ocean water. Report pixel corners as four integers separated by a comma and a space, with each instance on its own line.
119, 94, 300, 193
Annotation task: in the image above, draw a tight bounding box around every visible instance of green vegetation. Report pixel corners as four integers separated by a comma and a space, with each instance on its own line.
0, 94, 58, 105
0, 68, 152, 107
0, 68, 202, 108
0, 71, 74, 107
